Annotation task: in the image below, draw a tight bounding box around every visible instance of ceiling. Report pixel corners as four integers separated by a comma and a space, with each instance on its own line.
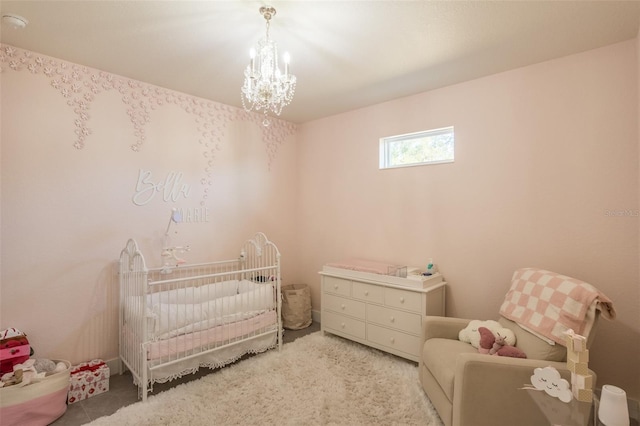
1, 1, 639, 124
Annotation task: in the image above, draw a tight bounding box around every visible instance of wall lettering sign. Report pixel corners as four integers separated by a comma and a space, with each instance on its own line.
176, 206, 211, 223
133, 169, 192, 206
132, 169, 210, 223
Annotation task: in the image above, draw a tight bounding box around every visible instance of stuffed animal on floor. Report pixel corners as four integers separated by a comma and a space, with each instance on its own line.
478, 326, 527, 358
458, 320, 516, 349
6, 359, 45, 386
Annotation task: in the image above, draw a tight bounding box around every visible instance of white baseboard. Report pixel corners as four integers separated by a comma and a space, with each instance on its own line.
312, 310, 321, 324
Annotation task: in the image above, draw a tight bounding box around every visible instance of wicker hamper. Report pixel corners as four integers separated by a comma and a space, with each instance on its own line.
0, 360, 71, 426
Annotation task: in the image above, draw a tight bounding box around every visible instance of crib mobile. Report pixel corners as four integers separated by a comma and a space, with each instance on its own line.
160, 208, 190, 274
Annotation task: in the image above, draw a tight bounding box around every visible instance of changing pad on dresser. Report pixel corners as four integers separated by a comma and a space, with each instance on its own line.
323, 258, 442, 289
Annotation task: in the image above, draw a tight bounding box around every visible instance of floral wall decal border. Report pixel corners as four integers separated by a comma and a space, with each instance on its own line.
0, 44, 297, 205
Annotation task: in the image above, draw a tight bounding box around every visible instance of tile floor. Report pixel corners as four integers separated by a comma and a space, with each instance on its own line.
51, 322, 321, 425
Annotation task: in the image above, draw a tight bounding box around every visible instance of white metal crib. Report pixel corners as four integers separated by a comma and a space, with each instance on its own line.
118, 232, 282, 400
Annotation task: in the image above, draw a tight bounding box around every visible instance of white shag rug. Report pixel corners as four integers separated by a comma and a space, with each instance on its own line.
89, 332, 443, 425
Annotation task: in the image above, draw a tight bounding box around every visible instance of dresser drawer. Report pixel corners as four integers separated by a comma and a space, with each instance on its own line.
352, 282, 384, 304
366, 304, 421, 335
323, 276, 351, 297
367, 323, 421, 356
324, 312, 366, 340
323, 294, 366, 320
384, 287, 421, 313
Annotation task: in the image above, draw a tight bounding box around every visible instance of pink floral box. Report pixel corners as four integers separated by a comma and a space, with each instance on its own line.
67, 359, 109, 404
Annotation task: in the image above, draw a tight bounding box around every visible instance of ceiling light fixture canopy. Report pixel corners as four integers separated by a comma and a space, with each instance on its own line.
241, 6, 296, 126
2, 13, 28, 29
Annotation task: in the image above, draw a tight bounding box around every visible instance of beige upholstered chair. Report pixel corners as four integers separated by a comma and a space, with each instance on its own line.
419, 268, 615, 426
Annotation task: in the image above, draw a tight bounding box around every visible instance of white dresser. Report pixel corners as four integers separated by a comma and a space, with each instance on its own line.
319, 267, 446, 362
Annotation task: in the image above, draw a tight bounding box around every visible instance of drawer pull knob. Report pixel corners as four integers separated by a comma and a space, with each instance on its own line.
341, 323, 346, 328
390, 316, 395, 323
333, 284, 338, 290
341, 304, 346, 310
364, 291, 369, 296
400, 297, 405, 303
390, 337, 395, 344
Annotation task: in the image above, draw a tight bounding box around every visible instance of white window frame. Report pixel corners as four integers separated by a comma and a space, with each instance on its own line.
379, 126, 454, 169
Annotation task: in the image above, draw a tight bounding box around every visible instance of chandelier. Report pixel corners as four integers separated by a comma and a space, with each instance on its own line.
241, 6, 296, 126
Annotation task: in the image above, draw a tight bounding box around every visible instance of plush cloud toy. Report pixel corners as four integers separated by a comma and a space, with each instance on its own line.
531, 366, 573, 402
458, 320, 516, 349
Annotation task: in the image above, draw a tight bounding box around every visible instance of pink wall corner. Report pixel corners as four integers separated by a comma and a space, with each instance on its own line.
637, 26, 640, 397
298, 40, 640, 399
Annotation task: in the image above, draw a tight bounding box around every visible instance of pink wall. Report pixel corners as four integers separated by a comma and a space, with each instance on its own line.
298, 39, 640, 398
0, 46, 298, 366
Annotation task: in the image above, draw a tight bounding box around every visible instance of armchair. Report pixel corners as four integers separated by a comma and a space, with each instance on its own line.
418, 268, 615, 426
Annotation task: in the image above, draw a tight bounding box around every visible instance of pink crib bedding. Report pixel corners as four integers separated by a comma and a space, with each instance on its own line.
145, 310, 277, 360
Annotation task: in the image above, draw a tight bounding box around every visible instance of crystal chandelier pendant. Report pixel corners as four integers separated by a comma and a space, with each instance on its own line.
241, 6, 296, 126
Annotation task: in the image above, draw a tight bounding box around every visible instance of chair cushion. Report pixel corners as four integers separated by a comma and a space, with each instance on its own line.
422, 338, 478, 402
498, 317, 566, 361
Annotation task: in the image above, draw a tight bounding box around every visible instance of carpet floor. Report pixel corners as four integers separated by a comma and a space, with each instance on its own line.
87, 332, 443, 425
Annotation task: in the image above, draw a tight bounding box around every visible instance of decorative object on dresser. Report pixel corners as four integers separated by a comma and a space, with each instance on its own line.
320, 259, 446, 362
118, 232, 282, 401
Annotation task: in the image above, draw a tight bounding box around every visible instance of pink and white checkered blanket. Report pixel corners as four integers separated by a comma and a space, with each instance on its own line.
499, 268, 616, 345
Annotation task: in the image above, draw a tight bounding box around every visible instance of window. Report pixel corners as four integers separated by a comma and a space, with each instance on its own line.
379, 126, 454, 169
